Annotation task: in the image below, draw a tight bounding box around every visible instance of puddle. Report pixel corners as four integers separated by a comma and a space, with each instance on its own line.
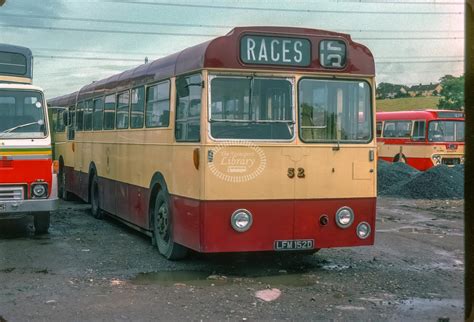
398, 297, 463, 311
321, 264, 351, 271
132, 271, 211, 286
130, 270, 318, 287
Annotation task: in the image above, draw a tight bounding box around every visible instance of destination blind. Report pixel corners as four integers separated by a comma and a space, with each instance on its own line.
240, 35, 311, 67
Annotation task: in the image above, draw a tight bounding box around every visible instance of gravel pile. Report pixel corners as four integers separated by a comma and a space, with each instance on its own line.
377, 160, 419, 195
378, 161, 464, 199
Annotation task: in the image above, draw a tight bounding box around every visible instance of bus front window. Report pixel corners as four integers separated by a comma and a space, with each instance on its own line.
209, 76, 294, 140
428, 120, 464, 142
0, 90, 46, 138
298, 79, 372, 143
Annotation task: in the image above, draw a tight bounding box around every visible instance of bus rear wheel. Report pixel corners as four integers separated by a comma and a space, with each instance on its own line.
34, 212, 50, 234
152, 190, 187, 260
90, 174, 103, 219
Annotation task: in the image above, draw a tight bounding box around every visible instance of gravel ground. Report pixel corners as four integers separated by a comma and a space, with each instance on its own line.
0, 198, 464, 321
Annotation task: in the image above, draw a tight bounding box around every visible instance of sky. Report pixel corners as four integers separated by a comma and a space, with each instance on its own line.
0, 0, 465, 98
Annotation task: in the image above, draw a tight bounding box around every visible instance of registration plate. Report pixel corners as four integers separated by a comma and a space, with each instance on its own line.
274, 239, 314, 251
0, 203, 6, 212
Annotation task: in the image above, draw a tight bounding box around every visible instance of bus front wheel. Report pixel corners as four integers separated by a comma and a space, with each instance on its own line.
152, 190, 187, 260
34, 212, 50, 234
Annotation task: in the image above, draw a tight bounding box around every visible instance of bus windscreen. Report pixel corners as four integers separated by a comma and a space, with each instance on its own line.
0, 90, 46, 138
209, 76, 294, 140
298, 79, 372, 143
428, 120, 464, 142
0, 51, 27, 76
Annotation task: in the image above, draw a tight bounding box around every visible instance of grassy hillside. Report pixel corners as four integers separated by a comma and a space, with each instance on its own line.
376, 96, 440, 112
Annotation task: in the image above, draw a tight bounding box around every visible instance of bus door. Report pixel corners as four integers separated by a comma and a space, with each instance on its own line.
202, 75, 296, 251
293, 79, 376, 244
63, 106, 76, 192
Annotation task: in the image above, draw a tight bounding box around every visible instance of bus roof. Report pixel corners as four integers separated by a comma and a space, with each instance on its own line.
49, 26, 375, 104
376, 110, 465, 121
0, 43, 33, 83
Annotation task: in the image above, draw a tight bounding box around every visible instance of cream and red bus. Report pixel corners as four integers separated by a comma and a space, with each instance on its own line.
0, 44, 58, 233
376, 110, 465, 171
49, 27, 376, 259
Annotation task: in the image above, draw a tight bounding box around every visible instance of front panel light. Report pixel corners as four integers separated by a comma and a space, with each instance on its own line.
335, 206, 354, 228
31, 183, 48, 198
230, 209, 253, 232
356, 222, 371, 239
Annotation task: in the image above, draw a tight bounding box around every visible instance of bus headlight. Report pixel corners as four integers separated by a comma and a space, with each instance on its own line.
230, 209, 253, 232
31, 183, 48, 198
432, 154, 442, 165
356, 222, 371, 239
335, 207, 354, 228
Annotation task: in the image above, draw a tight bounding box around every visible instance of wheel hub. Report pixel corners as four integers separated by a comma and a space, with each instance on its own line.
156, 204, 170, 242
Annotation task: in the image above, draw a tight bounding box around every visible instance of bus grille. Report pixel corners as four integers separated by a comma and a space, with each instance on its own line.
0, 186, 24, 201
442, 158, 461, 166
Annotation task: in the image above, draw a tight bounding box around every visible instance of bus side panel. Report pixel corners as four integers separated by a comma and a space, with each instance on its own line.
171, 195, 201, 251
65, 166, 81, 197
199, 199, 294, 253
128, 184, 149, 229
99, 176, 116, 217
293, 197, 376, 248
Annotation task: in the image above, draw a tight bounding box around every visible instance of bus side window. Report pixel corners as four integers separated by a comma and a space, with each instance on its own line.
131, 86, 145, 129
93, 97, 104, 131
116, 91, 130, 129
103, 94, 116, 130
68, 106, 75, 140
383, 121, 395, 138
376, 121, 382, 138
412, 120, 426, 141
84, 99, 93, 131
56, 109, 65, 132
76, 101, 84, 131
175, 74, 202, 142
145, 81, 170, 128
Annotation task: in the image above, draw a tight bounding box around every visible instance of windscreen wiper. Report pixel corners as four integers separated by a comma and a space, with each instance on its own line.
0, 120, 44, 135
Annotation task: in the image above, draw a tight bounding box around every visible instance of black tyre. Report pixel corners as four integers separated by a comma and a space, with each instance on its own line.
152, 190, 187, 260
90, 174, 103, 219
34, 212, 50, 234
393, 154, 407, 163
58, 165, 73, 201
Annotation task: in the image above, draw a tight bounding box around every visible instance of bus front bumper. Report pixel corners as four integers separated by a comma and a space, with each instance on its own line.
0, 198, 58, 217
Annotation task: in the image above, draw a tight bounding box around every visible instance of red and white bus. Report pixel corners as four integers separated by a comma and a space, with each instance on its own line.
0, 44, 58, 233
376, 110, 465, 170
49, 26, 377, 259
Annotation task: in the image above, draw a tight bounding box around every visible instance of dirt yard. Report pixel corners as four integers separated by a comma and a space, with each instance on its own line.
0, 197, 464, 321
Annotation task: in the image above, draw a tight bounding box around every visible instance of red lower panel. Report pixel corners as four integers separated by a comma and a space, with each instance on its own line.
294, 198, 376, 248
379, 157, 434, 171
172, 196, 376, 253
0, 159, 52, 198
65, 168, 150, 229
64, 169, 376, 254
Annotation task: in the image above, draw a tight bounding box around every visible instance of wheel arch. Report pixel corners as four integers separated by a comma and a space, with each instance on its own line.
393, 153, 407, 163
148, 172, 169, 230
88, 162, 98, 203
